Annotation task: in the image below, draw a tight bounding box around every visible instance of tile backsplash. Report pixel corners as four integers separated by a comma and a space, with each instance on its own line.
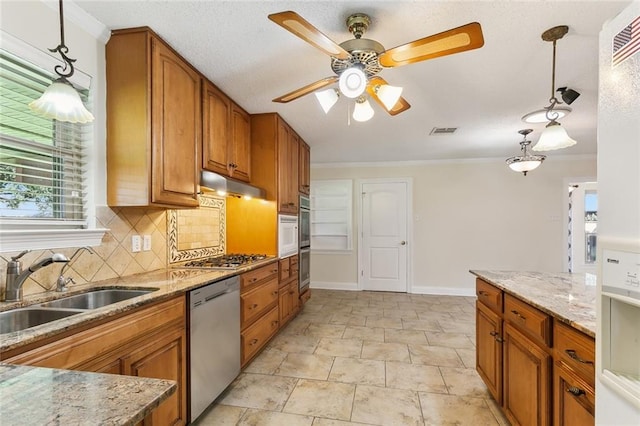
1, 205, 168, 299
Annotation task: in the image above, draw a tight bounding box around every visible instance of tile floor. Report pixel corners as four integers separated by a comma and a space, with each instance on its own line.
194, 289, 510, 426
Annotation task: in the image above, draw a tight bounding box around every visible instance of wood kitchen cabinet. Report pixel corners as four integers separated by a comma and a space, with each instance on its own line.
476, 301, 503, 404
278, 255, 299, 328
298, 139, 311, 195
106, 27, 200, 208
240, 261, 280, 367
202, 79, 251, 182
1, 296, 188, 425
251, 113, 299, 214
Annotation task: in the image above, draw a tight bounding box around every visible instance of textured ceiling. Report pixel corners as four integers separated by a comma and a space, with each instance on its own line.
75, 0, 630, 164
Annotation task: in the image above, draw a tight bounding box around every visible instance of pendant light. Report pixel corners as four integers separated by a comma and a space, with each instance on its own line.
29, 0, 94, 123
506, 129, 546, 176
530, 26, 575, 152
352, 96, 374, 122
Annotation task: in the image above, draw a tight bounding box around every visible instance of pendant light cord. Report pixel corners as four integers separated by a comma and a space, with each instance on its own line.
50, 0, 76, 79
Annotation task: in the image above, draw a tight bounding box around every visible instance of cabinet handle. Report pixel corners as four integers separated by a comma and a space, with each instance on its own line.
489, 331, 504, 343
272, 291, 278, 296
249, 338, 259, 346
249, 303, 258, 309
566, 386, 586, 397
271, 269, 278, 273
478, 290, 489, 296
565, 349, 594, 365
272, 320, 279, 327
250, 277, 258, 283
510, 310, 526, 321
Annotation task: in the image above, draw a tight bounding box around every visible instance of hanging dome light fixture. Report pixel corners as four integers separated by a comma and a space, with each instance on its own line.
506, 129, 546, 176
29, 0, 94, 123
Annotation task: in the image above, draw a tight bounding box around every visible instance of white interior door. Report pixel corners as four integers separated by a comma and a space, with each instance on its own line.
360, 181, 409, 292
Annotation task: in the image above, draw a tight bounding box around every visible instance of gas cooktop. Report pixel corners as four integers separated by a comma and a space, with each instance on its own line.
180, 254, 268, 270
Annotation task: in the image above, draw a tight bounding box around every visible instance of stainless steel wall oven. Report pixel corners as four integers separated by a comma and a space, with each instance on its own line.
299, 195, 310, 293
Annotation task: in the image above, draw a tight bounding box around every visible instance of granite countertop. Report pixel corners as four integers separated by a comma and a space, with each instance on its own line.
0, 363, 176, 425
0, 258, 278, 353
470, 270, 597, 337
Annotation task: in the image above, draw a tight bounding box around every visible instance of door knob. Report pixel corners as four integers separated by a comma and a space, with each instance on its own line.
400, 241, 406, 245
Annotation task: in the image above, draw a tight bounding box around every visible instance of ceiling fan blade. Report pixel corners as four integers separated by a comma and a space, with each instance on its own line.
366, 76, 411, 116
379, 22, 484, 68
269, 11, 351, 60
273, 76, 339, 103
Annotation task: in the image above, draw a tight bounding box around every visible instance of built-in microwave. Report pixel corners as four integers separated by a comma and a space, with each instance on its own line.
278, 214, 298, 258
299, 195, 310, 248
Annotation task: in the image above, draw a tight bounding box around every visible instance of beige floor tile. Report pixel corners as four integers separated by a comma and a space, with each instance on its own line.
384, 329, 428, 345
268, 334, 319, 354
243, 348, 288, 374
365, 316, 403, 329
439, 367, 491, 398
425, 332, 475, 349
382, 308, 418, 319
485, 397, 511, 426
329, 313, 367, 326
323, 304, 356, 315
283, 379, 355, 421
361, 341, 410, 362
351, 307, 385, 317
312, 418, 377, 426
192, 404, 246, 425
220, 373, 298, 411
409, 344, 464, 367
315, 337, 363, 358
419, 393, 500, 425
297, 311, 334, 324
279, 320, 311, 336
342, 326, 385, 342
401, 318, 442, 332
456, 348, 476, 369
238, 408, 314, 426
304, 323, 347, 338
416, 311, 455, 322
369, 301, 401, 309
275, 353, 334, 380
328, 357, 386, 386
385, 361, 448, 393
439, 320, 476, 333
351, 384, 423, 426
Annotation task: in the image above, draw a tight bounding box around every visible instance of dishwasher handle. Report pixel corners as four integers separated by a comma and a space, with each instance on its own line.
190, 276, 239, 310
204, 287, 235, 303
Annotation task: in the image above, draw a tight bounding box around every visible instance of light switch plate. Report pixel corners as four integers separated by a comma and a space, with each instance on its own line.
131, 235, 141, 252
143, 235, 152, 251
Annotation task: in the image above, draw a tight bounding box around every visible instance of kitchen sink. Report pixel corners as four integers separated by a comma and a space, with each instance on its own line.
37, 288, 158, 310
0, 308, 84, 334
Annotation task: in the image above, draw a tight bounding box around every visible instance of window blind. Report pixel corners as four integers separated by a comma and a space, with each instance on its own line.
0, 49, 90, 226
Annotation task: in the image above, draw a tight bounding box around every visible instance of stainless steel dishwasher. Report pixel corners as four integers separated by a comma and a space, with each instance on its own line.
189, 275, 240, 422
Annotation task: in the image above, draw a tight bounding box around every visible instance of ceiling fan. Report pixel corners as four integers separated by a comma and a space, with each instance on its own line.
269, 11, 485, 117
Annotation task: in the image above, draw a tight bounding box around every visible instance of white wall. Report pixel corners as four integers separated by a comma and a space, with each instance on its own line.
596, 1, 640, 423
311, 157, 596, 294
1, 0, 108, 206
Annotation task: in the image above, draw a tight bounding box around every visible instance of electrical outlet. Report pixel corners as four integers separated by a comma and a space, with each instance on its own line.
131, 235, 141, 253
143, 235, 152, 251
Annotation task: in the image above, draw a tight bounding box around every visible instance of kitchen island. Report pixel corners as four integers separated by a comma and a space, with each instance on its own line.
0, 363, 176, 425
470, 270, 597, 425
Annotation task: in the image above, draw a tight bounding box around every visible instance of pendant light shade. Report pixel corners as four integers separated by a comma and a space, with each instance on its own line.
29, 78, 94, 123
506, 129, 546, 176
314, 88, 339, 114
352, 96, 374, 122
339, 67, 367, 98
376, 84, 403, 111
532, 121, 577, 151
29, 0, 94, 123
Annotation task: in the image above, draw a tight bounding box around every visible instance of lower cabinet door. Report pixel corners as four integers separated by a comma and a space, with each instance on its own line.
554, 361, 595, 426
241, 306, 279, 366
125, 326, 187, 426
476, 301, 503, 404
503, 323, 552, 426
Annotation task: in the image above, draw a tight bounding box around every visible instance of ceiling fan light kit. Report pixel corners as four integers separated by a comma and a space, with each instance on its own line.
506, 129, 546, 176
268, 10, 485, 121
315, 88, 340, 113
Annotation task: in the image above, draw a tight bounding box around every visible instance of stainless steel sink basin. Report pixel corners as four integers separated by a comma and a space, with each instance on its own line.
38, 288, 158, 310
0, 308, 84, 334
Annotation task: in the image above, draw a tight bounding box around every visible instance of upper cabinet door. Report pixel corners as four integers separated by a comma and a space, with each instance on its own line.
299, 140, 310, 195
230, 103, 251, 182
202, 81, 232, 176
151, 39, 201, 207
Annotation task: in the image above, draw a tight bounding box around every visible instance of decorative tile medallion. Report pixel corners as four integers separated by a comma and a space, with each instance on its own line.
168, 195, 226, 263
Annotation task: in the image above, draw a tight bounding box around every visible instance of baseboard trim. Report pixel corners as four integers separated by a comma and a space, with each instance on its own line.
410, 285, 476, 297
310, 281, 359, 291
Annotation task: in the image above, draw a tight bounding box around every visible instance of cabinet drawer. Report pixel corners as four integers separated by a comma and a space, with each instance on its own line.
241, 306, 279, 366
476, 279, 503, 314
279, 258, 291, 283
241, 278, 278, 328
554, 361, 595, 426
555, 322, 595, 386
504, 294, 552, 347
241, 262, 278, 291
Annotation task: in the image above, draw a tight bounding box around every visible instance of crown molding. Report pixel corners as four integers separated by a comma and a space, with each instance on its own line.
41, 0, 111, 44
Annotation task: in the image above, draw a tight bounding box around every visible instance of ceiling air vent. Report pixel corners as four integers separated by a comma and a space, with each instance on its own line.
430, 127, 458, 135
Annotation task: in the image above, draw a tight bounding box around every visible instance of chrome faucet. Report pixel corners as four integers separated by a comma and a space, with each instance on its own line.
4, 250, 69, 302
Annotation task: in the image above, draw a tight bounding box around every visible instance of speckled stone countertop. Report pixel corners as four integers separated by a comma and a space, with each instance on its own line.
0, 258, 277, 353
0, 363, 176, 425
470, 270, 597, 337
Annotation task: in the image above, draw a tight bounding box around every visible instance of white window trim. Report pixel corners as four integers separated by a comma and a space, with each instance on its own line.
0, 30, 107, 253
